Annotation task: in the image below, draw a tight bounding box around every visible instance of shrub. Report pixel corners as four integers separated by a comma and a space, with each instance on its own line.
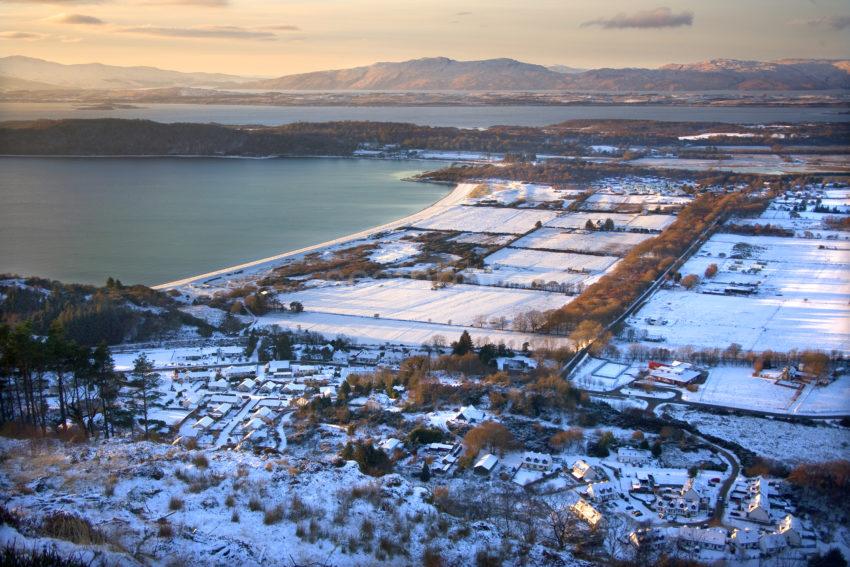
231, 510, 240, 523
263, 505, 284, 525
157, 520, 173, 538
191, 454, 209, 469
224, 494, 235, 508
168, 496, 184, 511
248, 496, 263, 512
0, 543, 91, 567
41, 511, 105, 545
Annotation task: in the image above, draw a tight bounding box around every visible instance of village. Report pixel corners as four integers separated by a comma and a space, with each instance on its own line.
1, 172, 848, 566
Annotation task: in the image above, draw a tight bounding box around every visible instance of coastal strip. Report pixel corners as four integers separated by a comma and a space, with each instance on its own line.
152, 181, 471, 290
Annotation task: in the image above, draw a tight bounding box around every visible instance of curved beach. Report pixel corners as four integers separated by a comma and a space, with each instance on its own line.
152, 181, 472, 290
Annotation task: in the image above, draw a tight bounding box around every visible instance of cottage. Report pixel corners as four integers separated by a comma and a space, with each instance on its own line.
379, 438, 403, 454
260, 381, 280, 393
451, 405, 486, 424
283, 382, 307, 394
747, 492, 772, 524
677, 526, 726, 551
680, 477, 701, 503
237, 378, 256, 392
252, 406, 274, 422
570, 498, 602, 528
759, 533, 788, 555
473, 454, 499, 476
571, 460, 599, 482
266, 360, 292, 377
193, 415, 214, 432
243, 417, 264, 432
522, 451, 552, 472
207, 378, 229, 391
220, 366, 255, 380
730, 528, 759, 550
209, 403, 232, 419
777, 514, 803, 547
617, 447, 651, 466
586, 481, 616, 501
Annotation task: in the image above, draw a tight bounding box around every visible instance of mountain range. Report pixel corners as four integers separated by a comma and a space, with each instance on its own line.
2, 55, 849, 92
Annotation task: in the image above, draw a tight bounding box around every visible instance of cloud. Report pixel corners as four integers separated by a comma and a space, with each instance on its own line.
146, 0, 229, 6
122, 25, 277, 40
50, 12, 105, 24
797, 15, 850, 30
1, 0, 104, 4
0, 30, 46, 39
455, 11, 471, 16
581, 7, 693, 29
265, 24, 300, 31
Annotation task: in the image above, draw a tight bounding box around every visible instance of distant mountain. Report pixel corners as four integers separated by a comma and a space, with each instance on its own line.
0, 56, 255, 90
241, 57, 571, 91
2, 55, 848, 92
241, 57, 850, 91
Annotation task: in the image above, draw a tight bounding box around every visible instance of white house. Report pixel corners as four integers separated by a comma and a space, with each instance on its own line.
677, 526, 726, 552
237, 378, 256, 392
451, 405, 486, 424
777, 514, 803, 547
617, 447, 651, 465
379, 438, 403, 454
759, 533, 788, 555
747, 493, 772, 524
570, 498, 602, 528
522, 451, 552, 472
647, 361, 701, 385
243, 417, 264, 432
252, 406, 274, 422
680, 477, 702, 503
209, 403, 232, 419
474, 454, 499, 475
571, 460, 599, 482
193, 415, 214, 431
586, 481, 616, 502
730, 528, 760, 550
207, 378, 229, 391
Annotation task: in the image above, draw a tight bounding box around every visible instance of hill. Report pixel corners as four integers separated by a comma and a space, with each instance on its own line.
0, 56, 254, 90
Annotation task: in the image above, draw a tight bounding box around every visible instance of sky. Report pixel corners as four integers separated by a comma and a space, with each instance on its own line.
0, 0, 848, 76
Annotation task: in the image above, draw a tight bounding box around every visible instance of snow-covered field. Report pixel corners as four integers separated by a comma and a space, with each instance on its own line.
465, 181, 574, 208
512, 228, 653, 255
661, 405, 850, 464
274, 278, 569, 328
411, 205, 558, 234
581, 192, 691, 211
683, 366, 801, 413
462, 247, 618, 287
629, 233, 850, 354
257, 310, 571, 349
545, 212, 676, 232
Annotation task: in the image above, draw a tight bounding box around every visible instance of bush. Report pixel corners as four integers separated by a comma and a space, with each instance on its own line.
0, 543, 91, 567
248, 496, 263, 512
191, 454, 209, 469
41, 511, 105, 545
263, 505, 284, 525
157, 520, 173, 538
231, 510, 240, 523
168, 496, 184, 511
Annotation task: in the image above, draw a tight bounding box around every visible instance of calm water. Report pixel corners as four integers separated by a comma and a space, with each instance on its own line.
1, 102, 847, 127
0, 157, 449, 286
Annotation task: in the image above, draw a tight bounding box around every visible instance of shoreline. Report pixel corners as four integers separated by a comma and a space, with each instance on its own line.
152, 180, 470, 290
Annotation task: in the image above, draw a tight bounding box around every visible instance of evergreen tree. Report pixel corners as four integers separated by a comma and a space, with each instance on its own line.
125, 353, 162, 440
420, 461, 431, 482
452, 331, 474, 356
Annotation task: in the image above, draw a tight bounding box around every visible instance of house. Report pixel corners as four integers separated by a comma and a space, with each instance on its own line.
267, 360, 292, 377
747, 492, 772, 524
777, 514, 803, 547
282, 382, 307, 394
473, 454, 499, 476
424, 443, 455, 454
251, 406, 274, 422
237, 378, 256, 392
630, 527, 674, 551
647, 361, 701, 385
207, 378, 229, 391
319, 386, 336, 398
570, 498, 602, 528
571, 460, 599, 482
193, 416, 214, 432
677, 526, 726, 552
220, 366, 255, 380
659, 496, 700, 518
730, 528, 760, 551
451, 405, 486, 424
759, 533, 788, 555
617, 447, 651, 465
243, 417, 264, 432
209, 403, 232, 419
680, 478, 701, 503
260, 381, 280, 393
379, 438, 403, 454
586, 481, 616, 501
521, 451, 552, 472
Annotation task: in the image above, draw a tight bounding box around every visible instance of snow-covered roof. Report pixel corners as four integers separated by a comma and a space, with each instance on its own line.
522, 451, 552, 467
474, 453, 499, 471
252, 406, 273, 419
211, 403, 232, 415
267, 360, 291, 372
453, 405, 486, 422
238, 378, 256, 389
208, 378, 229, 389
194, 416, 214, 429
571, 498, 602, 526
380, 438, 403, 452
678, 526, 726, 547
731, 528, 759, 545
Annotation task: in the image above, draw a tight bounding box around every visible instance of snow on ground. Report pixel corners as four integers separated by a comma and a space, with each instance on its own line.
630, 154, 850, 175
660, 404, 850, 464
683, 366, 800, 413
463, 247, 618, 287
794, 375, 850, 415
369, 240, 422, 264
274, 278, 569, 328
257, 310, 571, 350
448, 232, 516, 246
545, 212, 676, 232
411, 205, 558, 234
570, 356, 638, 392
465, 181, 574, 208
628, 233, 850, 354
581, 192, 692, 211
512, 228, 652, 256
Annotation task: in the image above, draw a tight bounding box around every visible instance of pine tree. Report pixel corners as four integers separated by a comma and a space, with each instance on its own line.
452, 331, 474, 356
125, 353, 162, 440
420, 461, 431, 482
